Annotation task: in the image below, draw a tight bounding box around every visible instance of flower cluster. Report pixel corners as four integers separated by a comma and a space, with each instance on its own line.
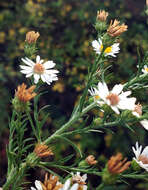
31, 172, 87, 190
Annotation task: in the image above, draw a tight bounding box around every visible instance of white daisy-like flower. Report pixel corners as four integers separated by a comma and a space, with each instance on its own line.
89, 82, 136, 114
31, 180, 43, 190
71, 172, 87, 190
59, 172, 87, 190
142, 65, 148, 74
132, 104, 148, 130
92, 38, 120, 57
132, 142, 148, 171
20, 55, 59, 85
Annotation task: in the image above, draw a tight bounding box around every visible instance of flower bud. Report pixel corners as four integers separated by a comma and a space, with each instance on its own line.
12, 83, 36, 113
85, 155, 97, 165
107, 19, 128, 37
25, 31, 40, 44
97, 10, 108, 22
102, 153, 131, 185
34, 143, 53, 158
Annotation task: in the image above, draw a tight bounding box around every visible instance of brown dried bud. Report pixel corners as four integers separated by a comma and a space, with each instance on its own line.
107, 19, 128, 37
15, 83, 36, 103
97, 10, 108, 22
34, 144, 54, 158
107, 153, 131, 174
41, 173, 63, 190
85, 155, 97, 165
25, 31, 40, 44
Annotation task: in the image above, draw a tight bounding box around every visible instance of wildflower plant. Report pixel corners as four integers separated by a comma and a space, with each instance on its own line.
2, 6, 148, 190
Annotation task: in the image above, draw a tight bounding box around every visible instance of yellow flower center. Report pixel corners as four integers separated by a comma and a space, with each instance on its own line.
94, 95, 100, 100
100, 44, 112, 53
34, 63, 44, 74
106, 93, 119, 106
145, 67, 148, 72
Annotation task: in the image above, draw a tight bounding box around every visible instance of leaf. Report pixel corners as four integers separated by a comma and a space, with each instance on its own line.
38, 105, 51, 115
55, 135, 83, 157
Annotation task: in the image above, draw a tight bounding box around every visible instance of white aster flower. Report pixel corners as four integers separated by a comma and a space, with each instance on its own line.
31, 180, 43, 190
142, 65, 148, 74
71, 172, 87, 190
20, 55, 59, 85
132, 103, 148, 130
132, 142, 148, 171
60, 172, 87, 190
89, 82, 136, 114
92, 38, 120, 57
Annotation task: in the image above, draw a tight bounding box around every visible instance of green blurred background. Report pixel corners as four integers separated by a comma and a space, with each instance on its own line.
1, 0, 148, 189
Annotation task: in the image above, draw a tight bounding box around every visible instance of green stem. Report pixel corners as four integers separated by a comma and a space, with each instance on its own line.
2, 163, 27, 190
39, 162, 102, 176
96, 183, 105, 190
124, 73, 148, 89
44, 102, 97, 144
27, 111, 39, 141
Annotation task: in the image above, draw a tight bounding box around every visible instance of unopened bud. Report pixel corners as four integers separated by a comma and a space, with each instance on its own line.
97, 10, 108, 22
12, 83, 36, 112
85, 155, 97, 165
34, 143, 53, 158
107, 19, 128, 37
25, 31, 40, 44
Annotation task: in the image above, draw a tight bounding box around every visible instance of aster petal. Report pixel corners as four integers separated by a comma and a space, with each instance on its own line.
142, 146, 148, 157
140, 120, 148, 130
25, 57, 35, 66
20, 69, 33, 74
42, 74, 52, 83
92, 40, 101, 54
98, 82, 109, 101
36, 55, 41, 63
21, 58, 35, 67
132, 142, 142, 159
35, 180, 43, 190
88, 88, 94, 96
31, 187, 37, 190
118, 98, 136, 110
20, 65, 33, 70
70, 183, 79, 190
41, 74, 46, 82
26, 72, 33, 77
63, 179, 71, 190
45, 69, 59, 74
82, 174, 87, 181
132, 111, 140, 117
76, 172, 80, 176
34, 74, 40, 84
111, 84, 123, 95
119, 91, 131, 98
134, 158, 148, 171
111, 106, 120, 114
40, 59, 44, 64
43, 61, 56, 69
